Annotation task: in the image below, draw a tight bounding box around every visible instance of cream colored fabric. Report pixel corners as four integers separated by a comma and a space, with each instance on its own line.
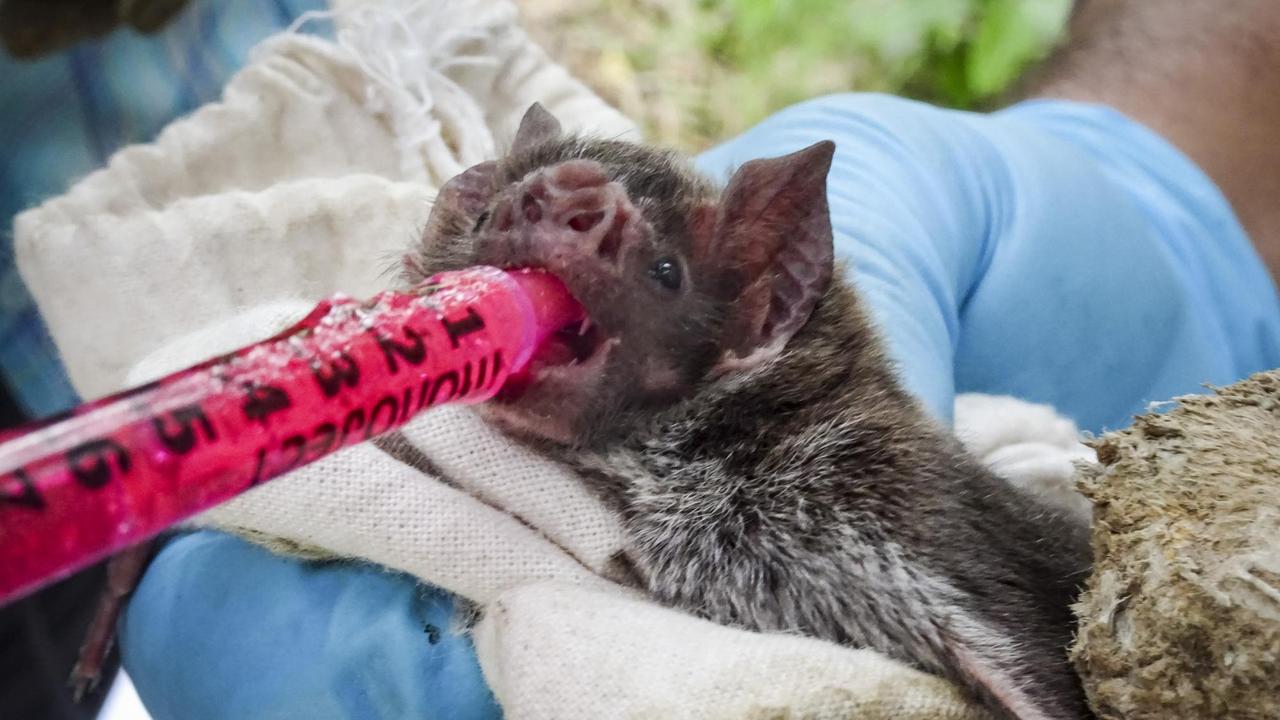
474, 582, 990, 720
14, 2, 1091, 718
954, 393, 1094, 523
15, 0, 637, 401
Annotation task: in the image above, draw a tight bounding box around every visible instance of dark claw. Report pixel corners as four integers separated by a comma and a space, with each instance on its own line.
69, 542, 154, 702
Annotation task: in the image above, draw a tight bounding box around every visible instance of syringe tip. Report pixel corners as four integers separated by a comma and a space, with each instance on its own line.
503, 269, 588, 347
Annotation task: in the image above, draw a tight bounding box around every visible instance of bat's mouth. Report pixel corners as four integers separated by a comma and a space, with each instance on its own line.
539, 315, 603, 366
494, 270, 613, 404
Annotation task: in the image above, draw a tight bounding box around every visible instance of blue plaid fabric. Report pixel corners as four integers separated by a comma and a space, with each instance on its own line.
0, 0, 326, 418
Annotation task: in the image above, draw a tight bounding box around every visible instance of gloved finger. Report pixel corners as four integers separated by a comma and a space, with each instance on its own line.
698, 93, 1280, 434
120, 529, 501, 720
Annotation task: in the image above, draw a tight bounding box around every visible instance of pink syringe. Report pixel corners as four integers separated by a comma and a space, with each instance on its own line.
0, 267, 584, 605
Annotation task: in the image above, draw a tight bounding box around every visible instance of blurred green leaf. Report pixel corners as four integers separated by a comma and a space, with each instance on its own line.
528, 0, 1073, 149
968, 0, 1071, 95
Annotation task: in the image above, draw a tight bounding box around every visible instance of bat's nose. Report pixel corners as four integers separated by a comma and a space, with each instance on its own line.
509, 160, 633, 261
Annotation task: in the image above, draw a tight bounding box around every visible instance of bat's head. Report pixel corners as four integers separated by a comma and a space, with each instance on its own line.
408, 103, 835, 447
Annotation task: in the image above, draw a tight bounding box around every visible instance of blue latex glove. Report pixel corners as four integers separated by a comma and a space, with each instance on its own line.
696, 93, 1280, 431
120, 532, 501, 720
122, 94, 1280, 718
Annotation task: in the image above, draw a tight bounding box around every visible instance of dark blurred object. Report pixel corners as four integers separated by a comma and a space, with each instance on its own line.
0, 0, 190, 58
71, 542, 153, 702
0, 376, 24, 429
0, 377, 113, 719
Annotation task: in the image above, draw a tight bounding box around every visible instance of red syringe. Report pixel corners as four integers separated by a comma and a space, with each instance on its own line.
0, 266, 584, 605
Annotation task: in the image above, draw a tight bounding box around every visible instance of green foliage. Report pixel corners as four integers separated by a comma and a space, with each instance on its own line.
913, 0, 1074, 106
528, 0, 1073, 150
702, 0, 1072, 109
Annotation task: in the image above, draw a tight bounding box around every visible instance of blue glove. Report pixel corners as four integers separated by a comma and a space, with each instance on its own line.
696, 93, 1280, 432
122, 94, 1280, 718
120, 531, 500, 720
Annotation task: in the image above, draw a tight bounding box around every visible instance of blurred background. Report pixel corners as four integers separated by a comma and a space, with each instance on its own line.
0, 0, 1070, 718
524, 0, 1072, 151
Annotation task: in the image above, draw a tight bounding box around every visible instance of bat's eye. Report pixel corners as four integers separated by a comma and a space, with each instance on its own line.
472, 210, 490, 233
648, 258, 681, 291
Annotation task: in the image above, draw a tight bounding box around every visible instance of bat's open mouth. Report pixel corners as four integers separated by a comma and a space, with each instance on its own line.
539, 316, 603, 367
495, 269, 612, 403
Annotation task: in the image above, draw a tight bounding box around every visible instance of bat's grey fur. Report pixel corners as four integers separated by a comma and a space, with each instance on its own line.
409, 104, 1094, 720
562, 281, 1093, 720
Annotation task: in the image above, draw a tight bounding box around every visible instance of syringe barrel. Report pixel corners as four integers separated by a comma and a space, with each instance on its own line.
0, 267, 577, 604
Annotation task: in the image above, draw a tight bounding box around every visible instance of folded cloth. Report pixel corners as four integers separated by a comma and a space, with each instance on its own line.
15, 2, 1091, 717
15, 0, 637, 402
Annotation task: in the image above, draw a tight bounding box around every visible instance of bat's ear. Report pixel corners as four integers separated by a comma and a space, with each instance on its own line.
709, 140, 836, 370
435, 160, 497, 216
944, 621, 1077, 720
511, 102, 562, 154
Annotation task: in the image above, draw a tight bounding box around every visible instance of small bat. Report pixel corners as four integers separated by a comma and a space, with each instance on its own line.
408, 102, 1095, 720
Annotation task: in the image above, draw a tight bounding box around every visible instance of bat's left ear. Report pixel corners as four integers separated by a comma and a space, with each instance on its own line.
710, 140, 835, 370
511, 102, 562, 154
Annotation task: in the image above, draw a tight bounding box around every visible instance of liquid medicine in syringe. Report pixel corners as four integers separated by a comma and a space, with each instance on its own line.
0, 267, 585, 604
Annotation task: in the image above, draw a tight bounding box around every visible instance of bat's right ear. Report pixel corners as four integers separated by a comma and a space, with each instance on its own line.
511, 102, 562, 154
708, 140, 836, 371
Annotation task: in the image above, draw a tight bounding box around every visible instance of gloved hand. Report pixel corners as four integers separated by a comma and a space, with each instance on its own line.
696, 93, 1279, 432
120, 531, 501, 719
121, 93, 1280, 719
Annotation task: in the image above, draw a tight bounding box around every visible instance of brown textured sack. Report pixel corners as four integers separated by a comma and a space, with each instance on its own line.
1074, 370, 1280, 720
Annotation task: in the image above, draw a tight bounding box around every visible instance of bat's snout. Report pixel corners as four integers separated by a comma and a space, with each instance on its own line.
498, 159, 640, 265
